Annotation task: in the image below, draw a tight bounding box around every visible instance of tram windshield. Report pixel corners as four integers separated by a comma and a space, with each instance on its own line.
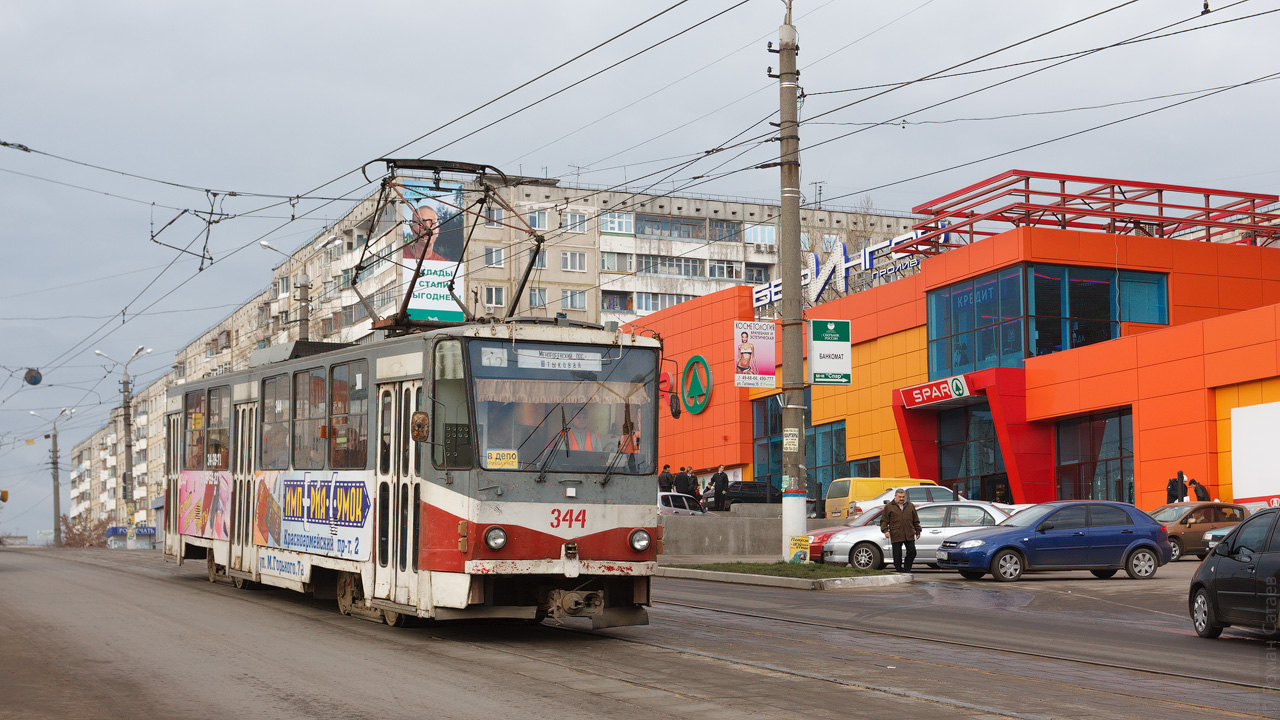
468, 339, 657, 474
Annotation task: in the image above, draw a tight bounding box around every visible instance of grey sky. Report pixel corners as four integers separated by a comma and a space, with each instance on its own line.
1, 0, 1276, 538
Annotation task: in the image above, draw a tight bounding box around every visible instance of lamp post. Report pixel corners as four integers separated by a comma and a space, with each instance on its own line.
29, 407, 74, 547
95, 346, 151, 537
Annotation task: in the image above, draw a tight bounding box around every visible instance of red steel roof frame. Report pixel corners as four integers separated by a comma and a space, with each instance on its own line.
898, 170, 1280, 255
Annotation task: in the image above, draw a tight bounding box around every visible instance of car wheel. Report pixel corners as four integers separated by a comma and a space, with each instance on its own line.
1125, 547, 1158, 579
991, 550, 1023, 582
1090, 569, 1118, 579
958, 570, 985, 580
1168, 537, 1183, 562
1191, 588, 1224, 639
1195, 553, 1207, 560
849, 543, 882, 571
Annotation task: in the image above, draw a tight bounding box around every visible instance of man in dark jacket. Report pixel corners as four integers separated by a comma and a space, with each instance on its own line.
674, 467, 693, 496
658, 465, 674, 493
1188, 477, 1210, 501
1167, 471, 1188, 504
879, 488, 922, 573
710, 465, 730, 511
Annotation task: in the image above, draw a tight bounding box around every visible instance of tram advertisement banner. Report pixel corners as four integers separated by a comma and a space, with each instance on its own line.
251, 470, 373, 562
397, 180, 467, 324
178, 471, 231, 541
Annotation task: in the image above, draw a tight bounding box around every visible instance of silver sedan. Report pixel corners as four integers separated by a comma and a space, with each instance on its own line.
822, 501, 1011, 570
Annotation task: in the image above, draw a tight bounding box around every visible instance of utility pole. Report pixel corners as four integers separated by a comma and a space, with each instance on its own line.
96, 346, 151, 539
775, 3, 808, 558
30, 408, 73, 547
298, 271, 310, 341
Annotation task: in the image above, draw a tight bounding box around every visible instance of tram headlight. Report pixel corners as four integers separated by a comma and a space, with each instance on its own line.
629, 529, 652, 552
484, 526, 508, 551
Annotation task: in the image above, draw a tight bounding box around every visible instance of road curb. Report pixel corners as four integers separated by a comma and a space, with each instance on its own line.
656, 566, 913, 590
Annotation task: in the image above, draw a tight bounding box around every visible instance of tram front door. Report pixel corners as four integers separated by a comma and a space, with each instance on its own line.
373, 381, 423, 611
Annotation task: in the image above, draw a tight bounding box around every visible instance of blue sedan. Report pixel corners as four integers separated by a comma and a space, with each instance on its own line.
935, 501, 1172, 581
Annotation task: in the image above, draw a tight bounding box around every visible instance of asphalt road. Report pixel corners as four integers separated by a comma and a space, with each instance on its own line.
1, 548, 1275, 720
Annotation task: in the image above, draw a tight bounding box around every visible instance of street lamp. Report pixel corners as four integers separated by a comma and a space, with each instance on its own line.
29, 407, 74, 547
95, 346, 152, 538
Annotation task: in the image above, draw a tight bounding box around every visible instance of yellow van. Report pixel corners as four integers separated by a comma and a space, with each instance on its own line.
824, 478, 940, 519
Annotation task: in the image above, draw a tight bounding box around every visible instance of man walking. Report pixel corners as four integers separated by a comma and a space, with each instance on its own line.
674, 466, 693, 496
1167, 471, 1188, 504
710, 465, 730, 511
658, 465, 674, 493
879, 488, 922, 573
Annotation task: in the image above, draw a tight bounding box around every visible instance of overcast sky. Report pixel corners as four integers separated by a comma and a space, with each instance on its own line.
1, 0, 1276, 539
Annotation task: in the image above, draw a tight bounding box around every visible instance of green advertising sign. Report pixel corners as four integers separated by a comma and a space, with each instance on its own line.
807, 319, 852, 385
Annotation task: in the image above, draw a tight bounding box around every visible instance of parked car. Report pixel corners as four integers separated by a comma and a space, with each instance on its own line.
808, 505, 886, 562
722, 481, 777, 508
658, 492, 706, 516
1188, 507, 1280, 638
843, 485, 966, 519
822, 502, 1009, 570
1148, 502, 1249, 561
824, 477, 937, 519
936, 501, 1171, 581
1203, 526, 1232, 552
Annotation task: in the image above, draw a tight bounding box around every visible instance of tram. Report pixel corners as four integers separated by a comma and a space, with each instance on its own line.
163, 318, 661, 628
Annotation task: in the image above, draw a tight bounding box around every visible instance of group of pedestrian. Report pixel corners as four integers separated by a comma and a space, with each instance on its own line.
1166, 470, 1210, 503
658, 464, 731, 511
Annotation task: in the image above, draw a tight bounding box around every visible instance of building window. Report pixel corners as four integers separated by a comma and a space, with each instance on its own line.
484, 206, 503, 228
745, 264, 769, 284
937, 403, 1008, 502
752, 392, 851, 504
484, 286, 505, 308
744, 224, 776, 245
708, 260, 741, 279
709, 219, 742, 242
561, 290, 586, 310
532, 248, 546, 269
928, 267, 1023, 379
635, 292, 694, 312
601, 211, 634, 234
800, 232, 810, 251
561, 212, 587, 233
527, 210, 547, 231
822, 233, 842, 252
483, 246, 504, 267
636, 254, 704, 277
600, 252, 632, 273
562, 251, 586, 272
601, 291, 632, 312
529, 287, 547, 308
1056, 408, 1133, 502
636, 214, 706, 242
1025, 265, 1166, 358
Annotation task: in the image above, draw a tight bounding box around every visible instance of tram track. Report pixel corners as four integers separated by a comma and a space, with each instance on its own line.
649, 599, 1275, 693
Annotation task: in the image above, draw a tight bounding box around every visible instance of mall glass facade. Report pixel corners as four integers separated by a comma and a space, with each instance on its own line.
1055, 408, 1134, 502
753, 389, 851, 502
937, 402, 1009, 502
928, 264, 1167, 380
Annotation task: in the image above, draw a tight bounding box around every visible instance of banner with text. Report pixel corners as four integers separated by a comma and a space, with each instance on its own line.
734, 320, 776, 388
397, 180, 467, 323
252, 470, 374, 562
807, 319, 852, 385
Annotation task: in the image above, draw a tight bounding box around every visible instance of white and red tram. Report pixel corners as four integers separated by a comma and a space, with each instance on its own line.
163, 319, 661, 627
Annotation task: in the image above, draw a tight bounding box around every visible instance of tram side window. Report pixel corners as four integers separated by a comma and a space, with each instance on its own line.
206, 387, 231, 470
433, 340, 473, 468
184, 390, 206, 470
293, 368, 326, 470
260, 374, 289, 470
330, 360, 369, 469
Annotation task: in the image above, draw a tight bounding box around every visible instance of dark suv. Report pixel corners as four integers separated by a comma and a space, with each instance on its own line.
723, 481, 778, 508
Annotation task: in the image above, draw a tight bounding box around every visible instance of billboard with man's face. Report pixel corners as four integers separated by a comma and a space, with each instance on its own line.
397, 180, 466, 323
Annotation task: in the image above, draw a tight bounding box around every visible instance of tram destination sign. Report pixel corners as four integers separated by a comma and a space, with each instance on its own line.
807, 319, 851, 385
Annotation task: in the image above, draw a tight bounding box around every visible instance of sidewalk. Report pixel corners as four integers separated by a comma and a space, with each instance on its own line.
655, 553, 913, 590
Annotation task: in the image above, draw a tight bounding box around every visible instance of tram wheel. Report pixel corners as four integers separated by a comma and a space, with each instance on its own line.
383, 609, 408, 627
206, 554, 218, 583
336, 573, 357, 616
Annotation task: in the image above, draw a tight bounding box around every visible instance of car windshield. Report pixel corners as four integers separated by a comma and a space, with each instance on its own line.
998, 504, 1056, 527
850, 508, 883, 526
469, 339, 657, 474
1148, 506, 1189, 522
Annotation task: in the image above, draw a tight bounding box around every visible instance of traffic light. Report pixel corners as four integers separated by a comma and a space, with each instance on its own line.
1, 489, 7, 502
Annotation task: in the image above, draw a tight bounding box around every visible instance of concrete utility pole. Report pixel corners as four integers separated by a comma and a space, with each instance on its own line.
297, 272, 310, 341
96, 346, 151, 535
775, 3, 808, 558
30, 408, 73, 547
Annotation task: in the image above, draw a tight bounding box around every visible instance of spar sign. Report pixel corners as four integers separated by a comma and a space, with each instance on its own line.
901, 375, 972, 408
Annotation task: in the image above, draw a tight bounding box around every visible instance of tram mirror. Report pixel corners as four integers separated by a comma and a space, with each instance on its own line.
410, 411, 430, 443
668, 393, 681, 419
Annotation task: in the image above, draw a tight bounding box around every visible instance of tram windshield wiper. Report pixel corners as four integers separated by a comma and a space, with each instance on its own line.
535, 408, 569, 483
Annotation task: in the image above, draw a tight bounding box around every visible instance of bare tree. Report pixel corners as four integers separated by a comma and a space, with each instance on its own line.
59, 514, 111, 548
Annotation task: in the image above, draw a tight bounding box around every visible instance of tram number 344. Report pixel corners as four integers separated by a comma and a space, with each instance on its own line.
550, 508, 587, 529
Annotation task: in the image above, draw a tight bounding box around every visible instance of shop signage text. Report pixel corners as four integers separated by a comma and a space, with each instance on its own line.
807, 319, 851, 385
901, 375, 971, 408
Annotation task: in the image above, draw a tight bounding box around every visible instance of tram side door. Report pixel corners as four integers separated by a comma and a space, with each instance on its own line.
231, 402, 257, 574
373, 381, 423, 609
